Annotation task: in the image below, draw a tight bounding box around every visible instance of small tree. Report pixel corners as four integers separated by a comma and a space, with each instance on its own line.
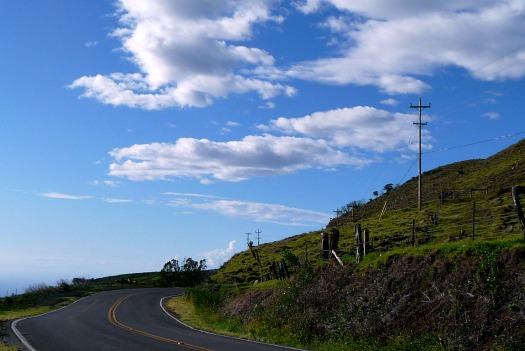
72, 277, 89, 288
160, 259, 180, 286
161, 257, 207, 287
162, 259, 181, 274
339, 200, 364, 215
181, 258, 207, 287
56, 279, 71, 292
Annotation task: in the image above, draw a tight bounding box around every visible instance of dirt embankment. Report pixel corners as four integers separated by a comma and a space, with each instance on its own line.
221, 247, 525, 350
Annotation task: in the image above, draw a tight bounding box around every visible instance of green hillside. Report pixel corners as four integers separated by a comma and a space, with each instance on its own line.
213, 138, 525, 287
184, 138, 525, 351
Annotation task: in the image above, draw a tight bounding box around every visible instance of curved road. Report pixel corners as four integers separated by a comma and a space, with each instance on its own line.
12, 288, 304, 351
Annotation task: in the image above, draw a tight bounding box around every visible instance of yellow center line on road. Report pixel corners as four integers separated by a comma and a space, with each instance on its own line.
108, 295, 214, 351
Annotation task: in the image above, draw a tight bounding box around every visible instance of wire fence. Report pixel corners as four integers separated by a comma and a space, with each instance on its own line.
329, 190, 525, 261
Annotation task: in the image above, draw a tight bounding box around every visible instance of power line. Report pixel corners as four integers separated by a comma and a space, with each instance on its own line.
423, 131, 525, 154
432, 42, 525, 118
397, 157, 418, 185
469, 42, 525, 78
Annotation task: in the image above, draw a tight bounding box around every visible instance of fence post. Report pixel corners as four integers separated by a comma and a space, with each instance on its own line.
355, 223, 363, 264
330, 228, 340, 251
472, 201, 476, 240
363, 229, 370, 255
512, 186, 525, 236
321, 231, 329, 260
412, 219, 415, 247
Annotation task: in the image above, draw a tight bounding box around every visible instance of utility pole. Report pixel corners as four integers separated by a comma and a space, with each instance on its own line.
410, 98, 430, 211
246, 232, 252, 246
333, 208, 341, 217
255, 229, 262, 246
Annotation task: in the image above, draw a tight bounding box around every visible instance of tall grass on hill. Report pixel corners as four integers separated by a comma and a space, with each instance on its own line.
216, 139, 525, 288
188, 239, 525, 350
193, 139, 525, 350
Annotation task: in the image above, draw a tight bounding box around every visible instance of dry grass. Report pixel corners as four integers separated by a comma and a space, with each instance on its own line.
166, 296, 251, 339
0, 306, 53, 323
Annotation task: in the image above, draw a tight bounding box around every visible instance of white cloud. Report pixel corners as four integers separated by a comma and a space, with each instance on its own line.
70, 73, 295, 110
260, 106, 431, 152
295, 0, 497, 18
108, 134, 368, 182
167, 198, 192, 207
294, 0, 324, 14
39, 192, 131, 203
226, 121, 241, 127
93, 180, 120, 187
380, 98, 400, 106
165, 193, 331, 226
483, 111, 501, 120
101, 198, 132, 203
203, 240, 236, 268
106, 104, 432, 183
39, 192, 93, 200
70, 0, 294, 109
258, 101, 276, 109
221, 121, 240, 134
190, 200, 331, 226
103, 180, 120, 187
288, 0, 525, 94
163, 192, 222, 199
318, 15, 354, 34
70, 1, 525, 107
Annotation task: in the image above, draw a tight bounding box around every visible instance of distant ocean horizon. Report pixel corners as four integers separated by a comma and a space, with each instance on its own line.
1, 273, 70, 297
1, 278, 29, 296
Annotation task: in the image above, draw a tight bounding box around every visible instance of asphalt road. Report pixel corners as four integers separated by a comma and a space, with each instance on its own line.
12, 288, 305, 351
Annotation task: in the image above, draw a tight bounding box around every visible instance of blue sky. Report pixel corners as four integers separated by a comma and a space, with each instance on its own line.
2, 0, 525, 294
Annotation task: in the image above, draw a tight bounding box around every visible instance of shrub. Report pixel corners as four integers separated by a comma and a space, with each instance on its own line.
185, 284, 224, 314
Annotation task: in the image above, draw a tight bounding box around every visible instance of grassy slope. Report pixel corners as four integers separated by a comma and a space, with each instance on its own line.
202, 140, 525, 350
216, 238, 525, 350
214, 138, 525, 288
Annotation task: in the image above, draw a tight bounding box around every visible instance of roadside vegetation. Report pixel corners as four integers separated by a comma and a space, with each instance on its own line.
1, 280, 87, 322
175, 138, 525, 350
180, 238, 525, 350
0, 343, 17, 351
